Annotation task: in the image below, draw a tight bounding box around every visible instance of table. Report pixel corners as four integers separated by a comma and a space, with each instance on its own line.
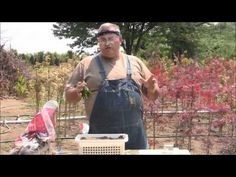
58, 147, 191, 155
125, 148, 191, 155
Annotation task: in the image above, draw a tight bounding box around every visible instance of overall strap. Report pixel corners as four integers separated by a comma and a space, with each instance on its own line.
126, 55, 132, 79
95, 55, 107, 80
95, 54, 132, 80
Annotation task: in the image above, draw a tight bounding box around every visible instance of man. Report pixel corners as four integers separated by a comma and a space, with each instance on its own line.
65, 23, 159, 149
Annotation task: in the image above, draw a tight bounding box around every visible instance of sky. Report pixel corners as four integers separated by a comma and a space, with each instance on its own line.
0, 22, 76, 54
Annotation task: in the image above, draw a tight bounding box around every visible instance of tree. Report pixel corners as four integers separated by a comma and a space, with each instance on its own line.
54, 57, 60, 66
37, 51, 44, 63
29, 55, 36, 65
197, 22, 236, 59
67, 50, 73, 59
137, 22, 205, 60
52, 22, 159, 55
160, 22, 201, 59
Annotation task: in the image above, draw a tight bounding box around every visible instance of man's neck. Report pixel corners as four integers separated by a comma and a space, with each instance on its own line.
100, 52, 122, 61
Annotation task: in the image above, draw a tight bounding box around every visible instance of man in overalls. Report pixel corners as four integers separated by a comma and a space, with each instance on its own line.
65, 23, 159, 149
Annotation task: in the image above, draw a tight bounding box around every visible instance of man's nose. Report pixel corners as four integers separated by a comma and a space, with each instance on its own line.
104, 40, 112, 45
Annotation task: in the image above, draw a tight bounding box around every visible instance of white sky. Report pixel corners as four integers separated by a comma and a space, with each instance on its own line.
1, 22, 76, 54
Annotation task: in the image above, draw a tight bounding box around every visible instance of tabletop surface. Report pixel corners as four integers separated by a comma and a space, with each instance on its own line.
125, 148, 191, 155
60, 147, 191, 155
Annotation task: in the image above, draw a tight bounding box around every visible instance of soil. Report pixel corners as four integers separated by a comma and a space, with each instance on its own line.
1, 98, 35, 117
0, 99, 230, 155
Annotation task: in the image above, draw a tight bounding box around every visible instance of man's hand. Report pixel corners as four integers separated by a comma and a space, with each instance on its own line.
75, 81, 87, 95
65, 81, 87, 103
140, 75, 159, 100
141, 75, 157, 91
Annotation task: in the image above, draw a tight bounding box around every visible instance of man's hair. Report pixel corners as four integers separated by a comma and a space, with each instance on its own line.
97, 23, 121, 37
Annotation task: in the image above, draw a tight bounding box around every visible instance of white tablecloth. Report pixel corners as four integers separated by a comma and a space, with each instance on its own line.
125, 148, 191, 155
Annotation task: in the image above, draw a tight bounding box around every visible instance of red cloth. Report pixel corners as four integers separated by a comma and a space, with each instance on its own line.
26, 108, 56, 134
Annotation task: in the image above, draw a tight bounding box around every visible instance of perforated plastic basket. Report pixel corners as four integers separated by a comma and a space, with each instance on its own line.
75, 134, 128, 155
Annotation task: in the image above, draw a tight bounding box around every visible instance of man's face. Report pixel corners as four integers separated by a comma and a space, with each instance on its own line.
97, 33, 122, 58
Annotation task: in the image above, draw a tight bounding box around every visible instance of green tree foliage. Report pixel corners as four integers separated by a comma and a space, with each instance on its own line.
29, 55, 36, 65
19, 53, 26, 60
137, 29, 170, 60
17, 53, 33, 64
137, 22, 203, 60
37, 51, 45, 63
52, 22, 159, 55
53, 22, 206, 59
53, 22, 101, 54
67, 50, 73, 59
119, 22, 159, 55
54, 57, 60, 66
137, 22, 235, 61
197, 22, 236, 60
162, 22, 200, 59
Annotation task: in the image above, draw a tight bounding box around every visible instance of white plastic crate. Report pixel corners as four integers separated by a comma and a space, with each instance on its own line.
75, 134, 128, 155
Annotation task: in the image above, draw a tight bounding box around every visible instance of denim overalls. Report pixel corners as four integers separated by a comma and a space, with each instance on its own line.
88, 54, 147, 149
